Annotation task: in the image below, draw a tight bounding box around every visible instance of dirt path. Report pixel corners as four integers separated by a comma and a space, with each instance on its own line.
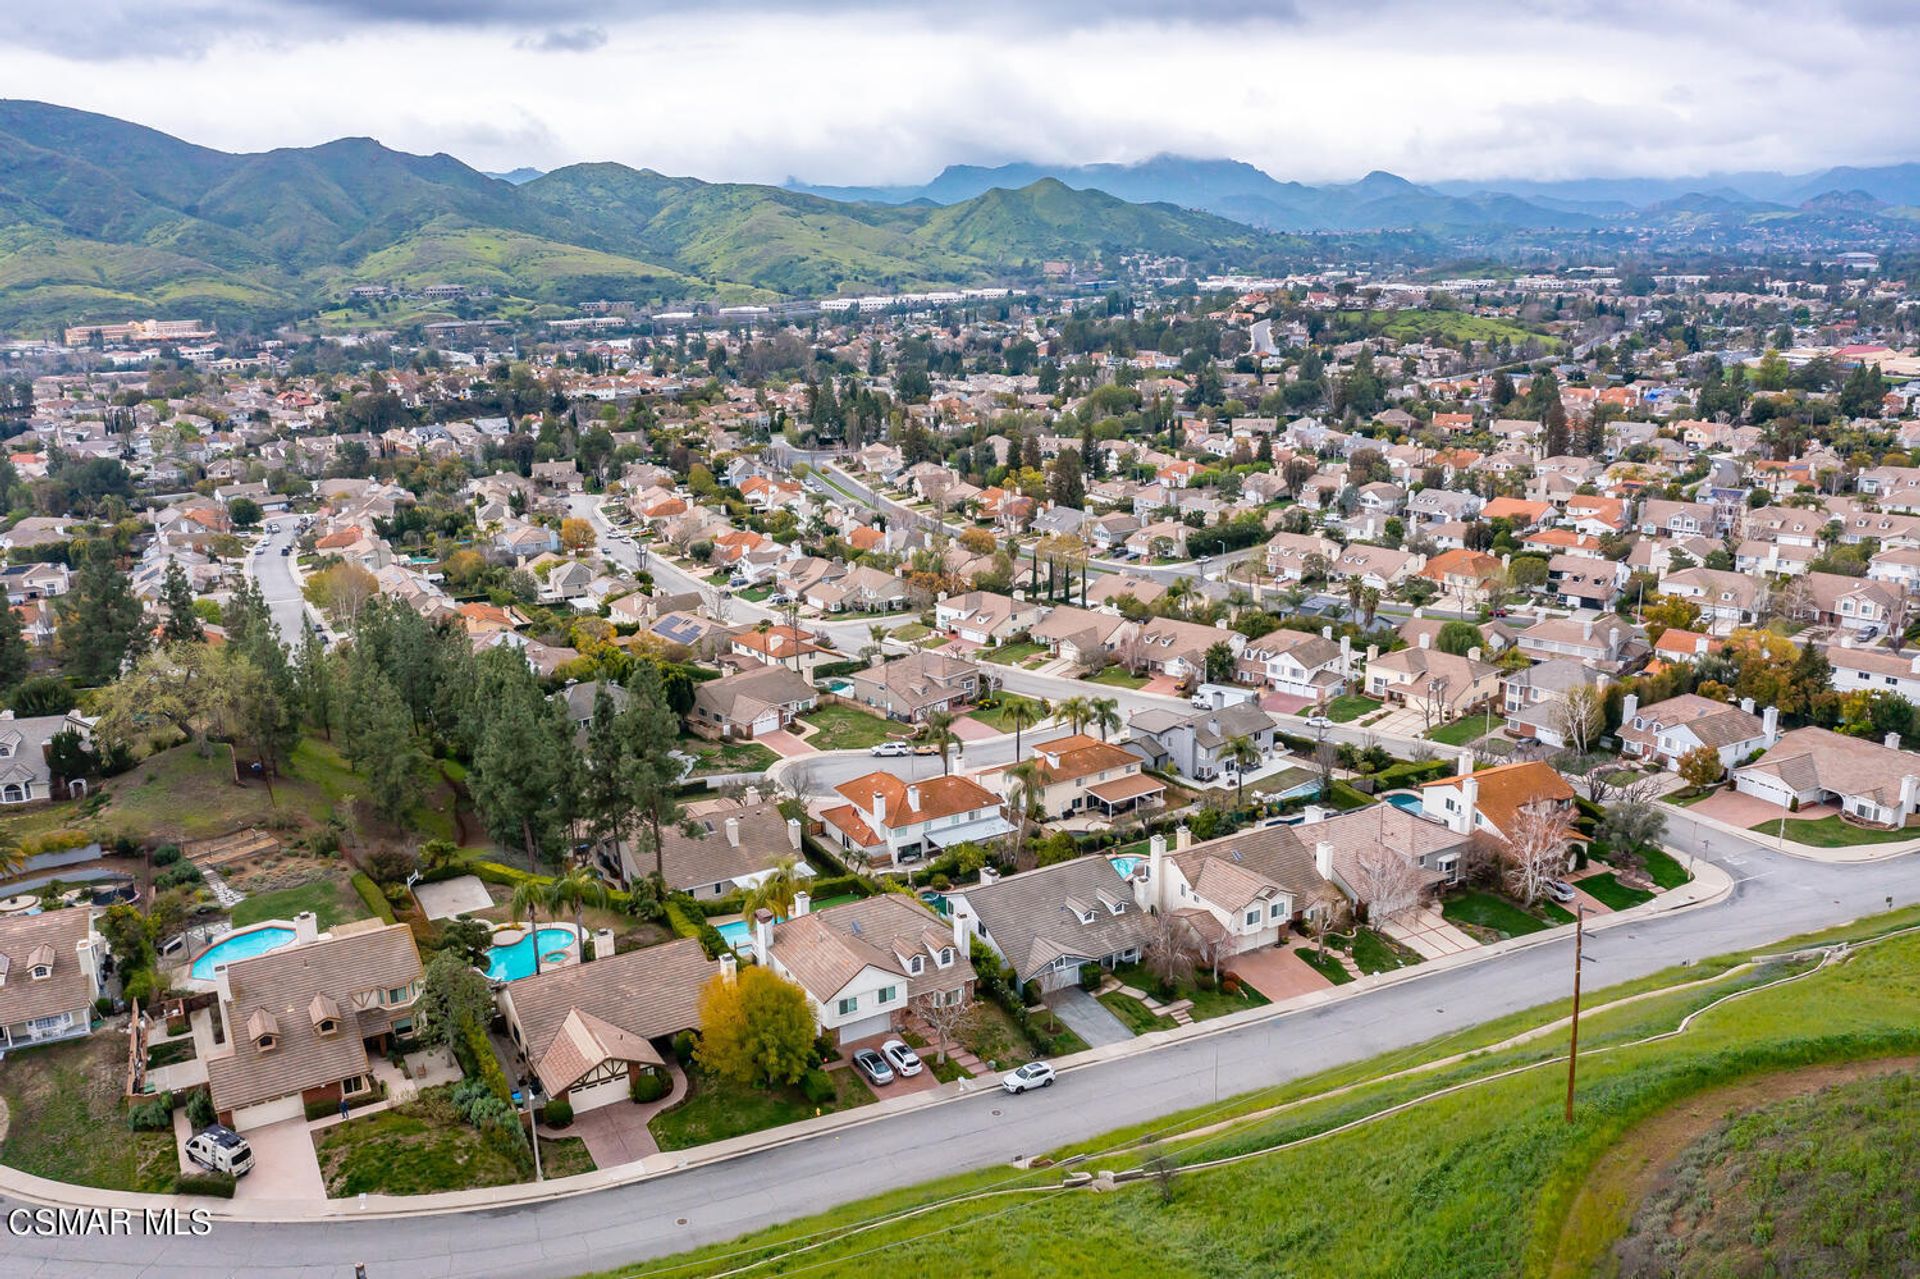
1544, 1054, 1920, 1279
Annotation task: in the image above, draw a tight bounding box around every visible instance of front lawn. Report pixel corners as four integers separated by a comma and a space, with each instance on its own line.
1296, 948, 1354, 985
1348, 927, 1423, 975
980, 640, 1046, 666
1424, 711, 1500, 747
1110, 962, 1273, 1021
229, 875, 373, 932
795, 704, 898, 752
314, 1086, 537, 1196
1578, 872, 1655, 911
1746, 814, 1919, 848
890, 623, 931, 643
1318, 695, 1382, 724
0, 1034, 177, 1193
649, 1067, 875, 1152
1097, 992, 1176, 1035
677, 736, 780, 776
1638, 845, 1693, 890
1441, 889, 1550, 939
1084, 666, 1150, 689
966, 695, 1049, 734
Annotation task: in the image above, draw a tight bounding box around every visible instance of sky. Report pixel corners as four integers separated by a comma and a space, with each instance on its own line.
6, 0, 1920, 185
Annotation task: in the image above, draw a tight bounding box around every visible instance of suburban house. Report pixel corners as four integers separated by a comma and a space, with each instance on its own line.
1800, 572, 1905, 636
1130, 617, 1245, 681
1420, 549, 1507, 608
688, 665, 818, 740
1616, 693, 1778, 771
805, 564, 911, 614
949, 859, 1155, 993
1364, 643, 1501, 721
1418, 757, 1576, 846
843, 650, 986, 723
1732, 726, 1920, 828
1030, 605, 1131, 666
1236, 629, 1351, 700
728, 625, 840, 679
1501, 658, 1608, 748
819, 772, 1013, 868
754, 894, 974, 1043
498, 938, 719, 1114
599, 796, 810, 897
935, 591, 1043, 646
203, 918, 424, 1129
1659, 568, 1763, 633
1826, 641, 1920, 703
978, 733, 1164, 820
0, 908, 103, 1050
1128, 702, 1279, 783
1126, 827, 1312, 958
0, 708, 99, 803
1513, 617, 1645, 672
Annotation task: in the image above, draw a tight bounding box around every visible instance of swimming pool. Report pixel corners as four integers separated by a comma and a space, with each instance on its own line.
1109, 856, 1141, 878
1384, 792, 1425, 814
191, 926, 297, 980
485, 928, 577, 981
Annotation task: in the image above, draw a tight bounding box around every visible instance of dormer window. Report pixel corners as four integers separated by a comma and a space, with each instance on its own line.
1078, 909, 1095, 924
30, 964, 50, 980
908, 955, 924, 975
938, 947, 953, 967
248, 1008, 280, 1053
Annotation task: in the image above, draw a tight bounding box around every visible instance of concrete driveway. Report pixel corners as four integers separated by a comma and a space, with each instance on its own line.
229, 1117, 327, 1202
1045, 986, 1133, 1048
1381, 906, 1479, 959
1228, 946, 1336, 1001
1687, 789, 1836, 830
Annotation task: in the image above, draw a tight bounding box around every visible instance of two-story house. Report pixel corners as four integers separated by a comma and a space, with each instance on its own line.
820, 772, 1013, 868
755, 894, 974, 1043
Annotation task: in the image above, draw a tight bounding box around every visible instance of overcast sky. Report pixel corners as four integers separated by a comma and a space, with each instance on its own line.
6, 1, 1919, 184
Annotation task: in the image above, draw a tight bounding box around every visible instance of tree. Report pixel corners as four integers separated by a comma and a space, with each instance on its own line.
337, 654, 425, 824
1676, 744, 1724, 792
546, 865, 611, 960
93, 642, 267, 757
508, 879, 552, 976
1004, 698, 1039, 758
910, 989, 973, 1065
1089, 696, 1122, 743
923, 709, 957, 776
228, 497, 262, 529
741, 855, 805, 922
435, 916, 493, 968
59, 550, 146, 686
159, 560, 203, 645
1004, 760, 1046, 854
1143, 903, 1199, 994
1553, 685, 1606, 757
1224, 734, 1261, 809
303, 562, 379, 627
559, 518, 596, 554
1203, 641, 1237, 685
414, 950, 495, 1048
293, 627, 336, 738
1500, 803, 1576, 906
1435, 620, 1482, 657
619, 661, 690, 882
1598, 797, 1668, 853
1343, 844, 1426, 924
468, 648, 571, 871
0, 598, 28, 695
695, 967, 815, 1087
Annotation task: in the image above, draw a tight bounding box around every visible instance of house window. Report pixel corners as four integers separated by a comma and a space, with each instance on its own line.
342, 1075, 369, 1097
837, 996, 858, 1016
877, 985, 897, 1004
1270, 903, 1286, 919
1245, 909, 1261, 926
29, 965, 50, 981
909, 956, 924, 974
387, 986, 410, 1005
939, 947, 953, 966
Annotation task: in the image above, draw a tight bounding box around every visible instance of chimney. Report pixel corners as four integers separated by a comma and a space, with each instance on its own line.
752, 908, 774, 965
1366, 643, 1380, 664
1418, 632, 1432, 650
725, 816, 741, 847
792, 890, 811, 917
1457, 774, 1479, 836
978, 865, 1000, 886
1314, 840, 1335, 882
719, 952, 738, 983
1413, 607, 1425, 620
787, 818, 803, 851
215, 961, 235, 1006
1457, 751, 1473, 778
906, 784, 922, 813
1621, 692, 1639, 725
1696, 635, 1709, 656
1321, 625, 1333, 640
1148, 833, 1168, 912
1763, 705, 1779, 744
1739, 696, 1755, 716
1902, 775, 1919, 813
744, 786, 761, 805
871, 789, 887, 824
1467, 646, 1482, 663
293, 911, 319, 945
1607, 626, 1620, 656
951, 899, 972, 951
1175, 825, 1192, 852
1302, 804, 1328, 825
1886, 731, 1904, 751
1582, 617, 1595, 641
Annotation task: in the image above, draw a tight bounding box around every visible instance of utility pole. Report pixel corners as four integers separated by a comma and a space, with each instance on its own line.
1565, 902, 1585, 1125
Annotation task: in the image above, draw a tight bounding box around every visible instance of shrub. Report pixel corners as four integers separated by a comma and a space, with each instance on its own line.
172, 1172, 235, 1198
800, 1069, 835, 1105
629, 1071, 668, 1104
1221, 976, 1241, 996
154, 860, 204, 891
351, 872, 397, 924
1079, 963, 1102, 992
540, 1098, 574, 1129
151, 844, 183, 867
672, 1030, 698, 1064
1194, 970, 1218, 992
186, 1087, 216, 1130
128, 1093, 174, 1130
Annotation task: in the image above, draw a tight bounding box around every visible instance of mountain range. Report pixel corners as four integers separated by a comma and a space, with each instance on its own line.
788, 154, 1920, 233
0, 101, 1284, 332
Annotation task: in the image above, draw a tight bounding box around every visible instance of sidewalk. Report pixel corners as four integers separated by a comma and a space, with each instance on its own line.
0, 853, 1740, 1223
1661, 799, 1920, 863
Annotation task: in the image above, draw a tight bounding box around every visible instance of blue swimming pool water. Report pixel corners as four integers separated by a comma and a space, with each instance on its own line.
485, 928, 577, 981
191, 926, 297, 980
1109, 856, 1140, 878
715, 919, 751, 952
1385, 792, 1424, 813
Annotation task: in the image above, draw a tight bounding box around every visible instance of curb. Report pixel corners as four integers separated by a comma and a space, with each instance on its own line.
0, 851, 1736, 1223
1660, 802, 1920, 864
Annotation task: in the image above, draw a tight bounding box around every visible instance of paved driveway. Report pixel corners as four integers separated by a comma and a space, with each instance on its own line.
1046, 987, 1134, 1048
1228, 946, 1335, 1001
229, 1117, 327, 1203
1381, 906, 1479, 959
1686, 789, 1836, 829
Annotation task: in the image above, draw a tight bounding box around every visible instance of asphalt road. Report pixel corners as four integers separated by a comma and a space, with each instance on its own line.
245, 521, 313, 649
6, 822, 1914, 1279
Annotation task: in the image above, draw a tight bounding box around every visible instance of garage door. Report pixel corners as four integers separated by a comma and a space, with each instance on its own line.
233, 1092, 306, 1130
839, 1012, 892, 1043
569, 1074, 630, 1115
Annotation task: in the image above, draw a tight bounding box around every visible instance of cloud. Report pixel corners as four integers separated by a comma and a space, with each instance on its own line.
514, 25, 607, 53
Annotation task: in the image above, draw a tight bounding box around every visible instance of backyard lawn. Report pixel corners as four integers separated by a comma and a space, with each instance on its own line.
1441, 889, 1552, 939
649, 1068, 875, 1152
1097, 992, 1176, 1035
1578, 872, 1656, 911
1084, 666, 1150, 689
980, 640, 1046, 666
0, 1034, 177, 1193
229, 875, 373, 932
1317, 695, 1382, 724
795, 704, 898, 751
1746, 814, 1919, 848
1424, 711, 1501, 747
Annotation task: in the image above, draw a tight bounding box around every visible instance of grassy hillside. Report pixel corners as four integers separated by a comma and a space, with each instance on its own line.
593, 910, 1920, 1279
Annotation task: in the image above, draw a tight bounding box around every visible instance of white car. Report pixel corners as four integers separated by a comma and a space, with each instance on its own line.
870, 740, 912, 757
880, 1038, 923, 1077
1002, 1060, 1055, 1094
1303, 715, 1335, 732
1545, 879, 1578, 904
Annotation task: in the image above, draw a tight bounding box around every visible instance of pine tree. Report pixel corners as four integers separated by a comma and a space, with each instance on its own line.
160, 560, 203, 645
623, 662, 688, 883
0, 601, 26, 695
294, 627, 336, 740
60, 552, 146, 685
468, 648, 569, 871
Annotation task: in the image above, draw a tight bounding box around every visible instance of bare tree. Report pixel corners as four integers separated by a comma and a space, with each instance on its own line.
1503, 802, 1577, 906
1140, 1137, 1179, 1204
1303, 882, 1351, 957
909, 990, 972, 1065
1343, 844, 1428, 925
1417, 674, 1472, 732
1553, 685, 1605, 757
1143, 906, 1200, 992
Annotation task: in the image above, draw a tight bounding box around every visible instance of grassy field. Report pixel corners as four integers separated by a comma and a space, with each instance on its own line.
595, 909, 1920, 1279
980, 640, 1046, 666
1113, 961, 1273, 1021
1442, 888, 1551, 939
1296, 947, 1354, 985
1097, 992, 1177, 1035
966, 695, 1049, 734
1579, 872, 1656, 912
648, 1067, 875, 1152
1084, 667, 1151, 689
0, 1034, 176, 1193
229, 875, 373, 932
1336, 307, 1562, 352
1319, 694, 1382, 724
1347, 927, 1422, 975
795, 704, 898, 751
1747, 814, 1918, 848
1425, 711, 1501, 746
676, 735, 779, 776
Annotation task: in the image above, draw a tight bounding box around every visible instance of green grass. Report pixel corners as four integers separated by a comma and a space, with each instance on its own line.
1296, 947, 1354, 985
980, 640, 1046, 666
228, 875, 373, 932
1349, 927, 1422, 975
1097, 991, 1177, 1035
145, 1038, 197, 1069
1084, 666, 1151, 689
1425, 711, 1501, 746
0, 1034, 177, 1193
1746, 814, 1919, 847
1637, 845, 1693, 891
648, 1067, 875, 1152
593, 911, 1920, 1279
965, 695, 1049, 734
795, 704, 899, 751
538, 1135, 596, 1180
890, 623, 931, 642
314, 1085, 534, 1197
676, 735, 779, 776
1319, 694, 1383, 724
960, 1001, 1044, 1070
1579, 872, 1656, 911
1442, 889, 1551, 939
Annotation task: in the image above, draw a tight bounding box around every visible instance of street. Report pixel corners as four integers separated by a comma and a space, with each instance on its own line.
244, 522, 313, 649
4, 821, 1913, 1279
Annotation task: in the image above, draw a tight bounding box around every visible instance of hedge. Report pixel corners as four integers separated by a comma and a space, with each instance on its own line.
172, 1172, 236, 1198
665, 897, 729, 959
1372, 758, 1451, 790
304, 1081, 389, 1122
351, 872, 397, 924
456, 1019, 515, 1106
811, 659, 870, 681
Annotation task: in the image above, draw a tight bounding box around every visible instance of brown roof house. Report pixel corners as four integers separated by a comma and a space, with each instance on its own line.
688, 665, 818, 740
0, 908, 103, 1050
842, 650, 987, 724
1364, 639, 1501, 725
751, 893, 974, 1044
1617, 693, 1778, 772
949, 858, 1155, 993
819, 771, 1012, 869
1733, 726, 1920, 829
598, 796, 810, 898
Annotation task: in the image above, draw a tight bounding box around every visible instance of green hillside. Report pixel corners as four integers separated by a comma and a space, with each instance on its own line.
0, 100, 1289, 331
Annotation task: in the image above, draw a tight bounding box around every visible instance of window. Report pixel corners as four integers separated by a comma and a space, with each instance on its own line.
1270, 903, 1286, 919
877, 985, 897, 1004
29, 965, 50, 981
1245, 909, 1261, 926
387, 986, 410, 1005
837, 996, 858, 1016
939, 946, 954, 966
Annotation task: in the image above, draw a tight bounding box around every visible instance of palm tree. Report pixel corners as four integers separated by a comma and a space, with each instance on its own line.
1057, 695, 1092, 735
509, 879, 551, 976
545, 865, 610, 961
1225, 734, 1262, 810
1005, 697, 1038, 758
1089, 696, 1122, 743
743, 854, 805, 921
923, 710, 957, 776
1166, 577, 1194, 619
1004, 760, 1045, 855
1345, 577, 1363, 621
1360, 585, 1381, 630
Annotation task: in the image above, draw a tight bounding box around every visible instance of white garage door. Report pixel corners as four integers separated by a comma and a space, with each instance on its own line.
233, 1092, 306, 1130
838, 1011, 892, 1043
568, 1074, 630, 1115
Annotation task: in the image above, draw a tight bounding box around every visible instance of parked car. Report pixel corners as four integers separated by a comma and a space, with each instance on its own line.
852, 1047, 895, 1086
880, 1039, 923, 1078
1545, 879, 1577, 904
185, 1124, 255, 1176
279, 546, 290, 556
768, 592, 793, 605
911, 742, 940, 756
1002, 1061, 1055, 1094
870, 740, 912, 757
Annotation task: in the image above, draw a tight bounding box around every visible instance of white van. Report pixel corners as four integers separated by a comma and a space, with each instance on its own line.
185, 1124, 255, 1177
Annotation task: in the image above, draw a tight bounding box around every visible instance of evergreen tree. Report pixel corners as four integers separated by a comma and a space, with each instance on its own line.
623, 661, 689, 883
337, 652, 422, 824
59, 551, 146, 686
1543, 398, 1570, 458
468, 647, 569, 871
160, 560, 203, 644
0, 600, 28, 695
293, 627, 336, 740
